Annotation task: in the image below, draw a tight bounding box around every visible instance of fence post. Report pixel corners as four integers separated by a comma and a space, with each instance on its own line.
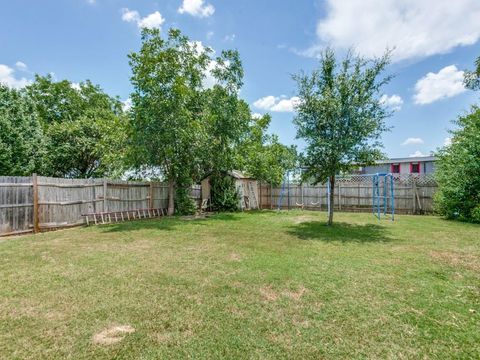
149, 182, 154, 209
103, 179, 108, 212
259, 182, 262, 209
32, 173, 39, 233
412, 177, 416, 214
287, 173, 290, 210
270, 183, 273, 210
338, 183, 341, 211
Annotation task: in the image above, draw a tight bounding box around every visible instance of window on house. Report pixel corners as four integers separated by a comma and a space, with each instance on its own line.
411, 163, 420, 173
391, 164, 400, 173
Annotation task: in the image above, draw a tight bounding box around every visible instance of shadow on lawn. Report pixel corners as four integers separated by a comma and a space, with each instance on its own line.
97, 212, 240, 233
288, 221, 393, 243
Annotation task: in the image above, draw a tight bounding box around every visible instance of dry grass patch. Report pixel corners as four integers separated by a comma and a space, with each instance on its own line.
292, 215, 316, 224
430, 250, 480, 271
228, 252, 242, 262
259, 286, 279, 302
92, 325, 135, 346
283, 285, 307, 301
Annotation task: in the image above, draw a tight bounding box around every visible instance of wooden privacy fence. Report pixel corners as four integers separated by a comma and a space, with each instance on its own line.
0, 175, 201, 237
259, 174, 438, 215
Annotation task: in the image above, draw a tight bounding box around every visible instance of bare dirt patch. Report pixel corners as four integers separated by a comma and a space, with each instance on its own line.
92, 325, 135, 345
430, 250, 479, 272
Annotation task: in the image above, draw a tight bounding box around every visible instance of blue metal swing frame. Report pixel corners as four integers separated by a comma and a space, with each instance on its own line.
371, 173, 395, 221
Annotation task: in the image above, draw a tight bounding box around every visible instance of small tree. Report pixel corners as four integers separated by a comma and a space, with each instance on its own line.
293, 49, 392, 225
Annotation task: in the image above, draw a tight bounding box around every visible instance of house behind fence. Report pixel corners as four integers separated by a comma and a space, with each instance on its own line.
1, 173, 437, 237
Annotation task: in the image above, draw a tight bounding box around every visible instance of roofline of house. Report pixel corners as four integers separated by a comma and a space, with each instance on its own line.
372, 156, 438, 165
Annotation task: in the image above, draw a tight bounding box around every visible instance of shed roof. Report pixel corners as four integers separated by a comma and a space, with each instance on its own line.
201, 170, 254, 181
228, 170, 253, 179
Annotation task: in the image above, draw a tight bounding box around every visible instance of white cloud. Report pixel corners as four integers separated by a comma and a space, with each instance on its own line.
138, 12, 165, 29
178, 0, 215, 18
122, 98, 132, 112
414, 65, 466, 105
206, 31, 214, 40
121, 8, 165, 30
402, 137, 424, 146
121, 8, 140, 23
15, 61, 28, 71
0, 64, 30, 88
380, 94, 403, 111
253, 95, 300, 113
308, 0, 480, 62
253, 96, 277, 110
444, 137, 452, 146
224, 34, 236, 42
271, 97, 300, 112
409, 150, 428, 157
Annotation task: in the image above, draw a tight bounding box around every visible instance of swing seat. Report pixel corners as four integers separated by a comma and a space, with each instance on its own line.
295, 201, 304, 210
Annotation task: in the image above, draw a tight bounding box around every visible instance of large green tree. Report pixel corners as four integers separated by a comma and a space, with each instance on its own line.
128, 29, 210, 215
201, 50, 250, 177
0, 85, 45, 175
27, 75, 127, 178
293, 49, 392, 225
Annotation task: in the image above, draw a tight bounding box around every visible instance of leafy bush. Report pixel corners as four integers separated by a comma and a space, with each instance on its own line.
174, 186, 197, 215
210, 174, 239, 212
434, 106, 480, 223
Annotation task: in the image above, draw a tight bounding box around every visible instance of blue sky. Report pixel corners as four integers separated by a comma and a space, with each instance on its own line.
1, 0, 479, 158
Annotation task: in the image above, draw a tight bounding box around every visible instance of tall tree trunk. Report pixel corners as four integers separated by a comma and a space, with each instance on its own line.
167, 178, 175, 215
328, 175, 335, 226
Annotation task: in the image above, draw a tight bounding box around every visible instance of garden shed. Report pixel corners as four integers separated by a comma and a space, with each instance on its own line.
201, 170, 259, 210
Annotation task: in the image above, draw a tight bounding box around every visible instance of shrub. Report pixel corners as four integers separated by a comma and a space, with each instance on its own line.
435, 106, 480, 223
210, 174, 240, 212
174, 186, 197, 215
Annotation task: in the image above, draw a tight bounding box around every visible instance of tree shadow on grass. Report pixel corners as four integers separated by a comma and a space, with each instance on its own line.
287, 221, 393, 243
97, 217, 181, 233
96, 212, 241, 233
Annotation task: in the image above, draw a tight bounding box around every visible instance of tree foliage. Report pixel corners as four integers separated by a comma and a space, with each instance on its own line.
27, 75, 127, 178
128, 28, 210, 214
237, 114, 297, 186
464, 56, 480, 91
128, 28, 293, 213
293, 49, 392, 224
435, 106, 480, 223
0, 85, 45, 175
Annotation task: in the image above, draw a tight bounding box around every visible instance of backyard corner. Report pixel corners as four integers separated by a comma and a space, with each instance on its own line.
0, 211, 479, 359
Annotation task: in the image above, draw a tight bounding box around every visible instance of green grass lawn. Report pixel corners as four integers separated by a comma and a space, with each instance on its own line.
0, 211, 479, 359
